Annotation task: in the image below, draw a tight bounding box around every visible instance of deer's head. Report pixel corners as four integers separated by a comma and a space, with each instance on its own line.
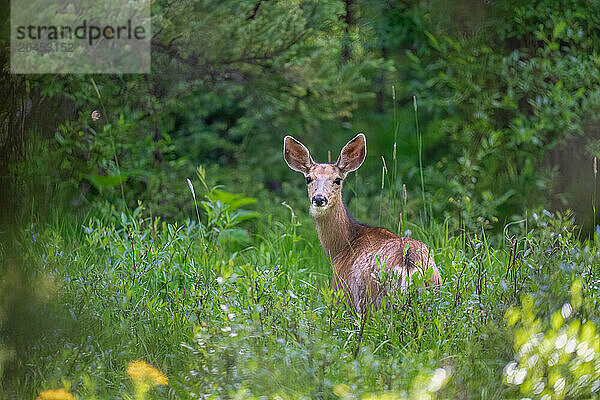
283, 134, 366, 217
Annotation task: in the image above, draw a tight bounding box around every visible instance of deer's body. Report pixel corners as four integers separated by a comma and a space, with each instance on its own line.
284, 134, 441, 313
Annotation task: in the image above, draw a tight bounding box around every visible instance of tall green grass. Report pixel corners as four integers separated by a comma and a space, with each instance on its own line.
2, 95, 599, 397
3, 166, 600, 399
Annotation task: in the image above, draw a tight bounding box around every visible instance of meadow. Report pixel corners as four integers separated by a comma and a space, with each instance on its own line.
2, 0, 600, 398
4, 164, 600, 399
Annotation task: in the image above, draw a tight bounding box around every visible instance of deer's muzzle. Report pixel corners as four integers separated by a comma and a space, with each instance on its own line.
311, 195, 328, 207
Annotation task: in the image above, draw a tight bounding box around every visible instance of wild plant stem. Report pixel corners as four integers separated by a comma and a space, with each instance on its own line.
413, 96, 427, 223
594, 157, 597, 236
91, 77, 127, 209
392, 85, 399, 228
353, 311, 368, 359
187, 178, 202, 229
181, 241, 192, 315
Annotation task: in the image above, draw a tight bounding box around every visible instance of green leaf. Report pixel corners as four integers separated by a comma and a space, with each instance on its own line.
84, 173, 128, 191
55, 132, 65, 144
425, 31, 440, 51
553, 21, 566, 39
229, 210, 260, 224
424, 266, 433, 281
218, 228, 250, 244
207, 189, 257, 211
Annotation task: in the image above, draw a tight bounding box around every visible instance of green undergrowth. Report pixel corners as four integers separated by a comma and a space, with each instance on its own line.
2, 183, 600, 399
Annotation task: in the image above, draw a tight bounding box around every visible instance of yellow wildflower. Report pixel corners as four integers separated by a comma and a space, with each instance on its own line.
333, 383, 351, 397
127, 360, 168, 386
36, 388, 74, 400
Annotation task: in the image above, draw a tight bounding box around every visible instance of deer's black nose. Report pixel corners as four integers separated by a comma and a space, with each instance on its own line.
312, 195, 328, 207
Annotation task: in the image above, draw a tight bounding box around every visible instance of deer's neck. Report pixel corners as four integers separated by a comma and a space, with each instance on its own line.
313, 199, 365, 260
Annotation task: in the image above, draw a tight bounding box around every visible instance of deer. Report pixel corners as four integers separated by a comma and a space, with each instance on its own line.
283, 133, 442, 313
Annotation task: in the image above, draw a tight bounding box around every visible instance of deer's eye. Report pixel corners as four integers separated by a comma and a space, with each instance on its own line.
333, 178, 342, 185
305, 176, 313, 184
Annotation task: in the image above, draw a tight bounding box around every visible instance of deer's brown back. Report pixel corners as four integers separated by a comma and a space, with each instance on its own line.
332, 227, 441, 312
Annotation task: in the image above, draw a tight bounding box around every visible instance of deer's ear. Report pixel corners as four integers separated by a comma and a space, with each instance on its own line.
283, 135, 314, 173
336, 133, 366, 174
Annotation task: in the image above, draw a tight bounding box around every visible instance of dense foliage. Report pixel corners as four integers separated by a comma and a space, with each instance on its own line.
2, 0, 599, 228
1, 0, 600, 398
3, 182, 600, 398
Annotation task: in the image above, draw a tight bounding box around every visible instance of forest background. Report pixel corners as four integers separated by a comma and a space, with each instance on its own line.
2, 0, 600, 398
